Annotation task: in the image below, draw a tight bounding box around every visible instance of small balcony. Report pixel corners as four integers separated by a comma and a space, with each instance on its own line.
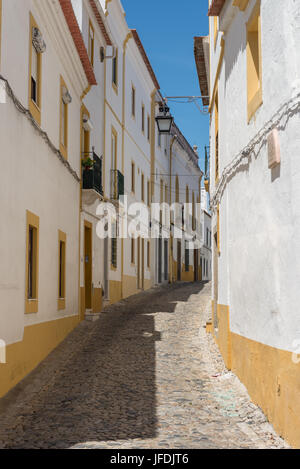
110, 169, 124, 200
82, 151, 103, 205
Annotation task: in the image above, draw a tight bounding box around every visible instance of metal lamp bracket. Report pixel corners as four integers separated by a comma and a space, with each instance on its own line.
100, 46, 116, 63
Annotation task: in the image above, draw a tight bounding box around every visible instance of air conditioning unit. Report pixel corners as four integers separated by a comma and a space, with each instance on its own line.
83, 114, 93, 132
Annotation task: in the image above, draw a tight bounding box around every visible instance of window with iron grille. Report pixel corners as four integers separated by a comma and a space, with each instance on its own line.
111, 222, 117, 268
111, 237, 117, 268
185, 241, 189, 272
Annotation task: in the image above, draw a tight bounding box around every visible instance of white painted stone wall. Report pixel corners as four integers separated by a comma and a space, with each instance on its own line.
209, 0, 300, 351
0, 0, 88, 343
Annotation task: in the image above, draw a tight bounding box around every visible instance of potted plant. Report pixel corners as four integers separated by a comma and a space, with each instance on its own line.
82, 156, 94, 170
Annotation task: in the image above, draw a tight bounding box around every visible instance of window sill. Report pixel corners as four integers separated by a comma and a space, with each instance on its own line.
58, 298, 66, 311
25, 299, 38, 314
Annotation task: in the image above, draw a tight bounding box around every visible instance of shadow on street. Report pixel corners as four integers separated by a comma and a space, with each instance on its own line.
0, 282, 205, 448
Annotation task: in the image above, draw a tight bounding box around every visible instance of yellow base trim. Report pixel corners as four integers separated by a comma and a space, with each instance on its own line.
231, 332, 300, 449
80, 287, 85, 321
122, 275, 139, 299
0, 315, 79, 398
181, 266, 194, 282
144, 278, 152, 291
109, 280, 122, 305
216, 304, 232, 370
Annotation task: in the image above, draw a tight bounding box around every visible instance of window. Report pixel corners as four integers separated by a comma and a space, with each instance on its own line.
147, 240, 150, 268
141, 172, 144, 202
215, 91, 219, 182
60, 76, 69, 160
131, 237, 135, 264
131, 161, 135, 193
147, 179, 150, 207
158, 130, 161, 147
131, 85, 135, 117
58, 230, 66, 310
192, 192, 196, 231
26, 211, 39, 314
141, 104, 145, 133
185, 241, 189, 272
112, 48, 118, 89
111, 223, 117, 268
160, 179, 164, 204
160, 179, 163, 225
110, 127, 118, 198
175, 176, 179, 203
147, 115, 150, 141
88, 21, 94, 66
247, 0, 262, 121
29, 13, 42, 125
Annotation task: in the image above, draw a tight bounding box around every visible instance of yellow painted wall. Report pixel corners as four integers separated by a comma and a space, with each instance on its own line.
181, 266, 194, 282
216, 304, 232, 369
0, 315, 79, 398
92, 287, 103, 314
80, 286, 85, 321
122, 275, 139, 299
231, 332, 300, 449
109, 280, 122, 304
144, 278, 152, 291
211, 300, 300, 448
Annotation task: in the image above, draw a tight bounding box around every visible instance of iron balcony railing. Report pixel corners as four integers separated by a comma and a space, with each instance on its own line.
82, 151, 103, 196
110, 169, 124, 200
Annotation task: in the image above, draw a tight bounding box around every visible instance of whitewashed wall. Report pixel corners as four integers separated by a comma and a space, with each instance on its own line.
209, 0, 300, 351
0, 0, 88, 343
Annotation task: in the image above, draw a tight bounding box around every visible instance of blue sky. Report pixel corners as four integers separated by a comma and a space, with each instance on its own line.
121, 0, 209, 173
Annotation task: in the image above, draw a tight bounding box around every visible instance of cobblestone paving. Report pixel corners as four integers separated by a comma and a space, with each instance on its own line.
0, 282, 288, 449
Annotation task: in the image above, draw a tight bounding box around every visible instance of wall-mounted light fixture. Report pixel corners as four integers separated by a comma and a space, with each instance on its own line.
155, 102, 173, 134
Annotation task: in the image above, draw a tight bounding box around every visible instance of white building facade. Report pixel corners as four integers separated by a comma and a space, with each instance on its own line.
0, 0, 95, 397
196, 0, 300, 447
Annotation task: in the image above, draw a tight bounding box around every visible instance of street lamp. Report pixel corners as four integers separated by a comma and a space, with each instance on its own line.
155, 103, 173, 134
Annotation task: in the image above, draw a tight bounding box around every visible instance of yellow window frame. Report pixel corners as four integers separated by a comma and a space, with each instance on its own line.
112, 48, 118, 93
28, 13, 42, 125
247, 0, 262, 122
131, 161, 135, 193
131, 237, 135, 265
131, 84, 136, 118
58, 230, 66, 311
88, 20, 95, 67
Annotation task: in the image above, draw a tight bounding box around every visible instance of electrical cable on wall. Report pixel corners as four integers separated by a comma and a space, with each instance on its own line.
0, 75, 80, 182
210, 91, 300, 212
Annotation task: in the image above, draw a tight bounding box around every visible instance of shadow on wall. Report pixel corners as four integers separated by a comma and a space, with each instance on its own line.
224, 17, 246, 89
0, 282, 204, 448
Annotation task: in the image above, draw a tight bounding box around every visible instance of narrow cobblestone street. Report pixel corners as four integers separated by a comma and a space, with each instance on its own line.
0, 282, 287, 449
